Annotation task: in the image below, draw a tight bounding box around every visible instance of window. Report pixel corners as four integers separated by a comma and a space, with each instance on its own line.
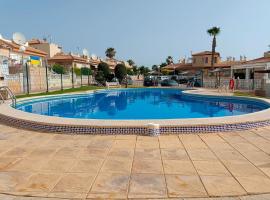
214, 57, 217, 63
205, 57, 208, 64
193, 58, 196, 63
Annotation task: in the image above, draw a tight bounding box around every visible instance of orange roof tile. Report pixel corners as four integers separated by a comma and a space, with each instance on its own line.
0, 38, 47, 57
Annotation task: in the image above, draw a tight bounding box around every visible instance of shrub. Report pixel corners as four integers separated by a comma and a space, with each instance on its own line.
52, 64, 65, 74
81, 67, 92, 76
74, 67, 81, 76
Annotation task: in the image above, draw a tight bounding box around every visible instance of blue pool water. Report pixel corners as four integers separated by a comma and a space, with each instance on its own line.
16, 88, 270, 120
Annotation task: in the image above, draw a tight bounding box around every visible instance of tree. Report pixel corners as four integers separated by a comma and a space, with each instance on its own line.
52, 64, 65, 90
81, 67, 92, 85
52, 64, 65, 74
81, 67, 92, 76
160, 62, 167, 68
152, 65, 159, 72
97, 62, 110, 80
127, 59, 135, 67
139, 66, 150, 76
127, 68, 134, 75
166, 56, 173, 65
105, 47, 116, 59
132, 66, 138, 75
114, 64, 127, 84
95, 71, 106, 85
207, 26, 221, 68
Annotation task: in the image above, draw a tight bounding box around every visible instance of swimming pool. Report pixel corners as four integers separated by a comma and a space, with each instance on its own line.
15, 88, 270, 120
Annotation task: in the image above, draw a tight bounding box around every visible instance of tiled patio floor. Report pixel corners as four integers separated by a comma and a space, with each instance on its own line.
0, 124, 270, 199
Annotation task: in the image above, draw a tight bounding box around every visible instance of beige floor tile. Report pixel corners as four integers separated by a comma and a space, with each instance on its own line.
136, 140, 160, 149
193, 161, 231, 176
223, 160, 266, 177
108, 148, 134, 159
134, 148, 161, 160
89, 172, 129, 198
166, 175, 207, 198
0, 157, 21, 171
236, 175, 270, 194
128, 173, 167, 198
201, 176, 247, 196
241, 151, 270, 166
87, 139, 114, 149
137, 136, 158, 141
214, 150, 247, 162
8, 158, 47, 171
3, 147, 33, 158
112, 139, 136, 149
80, 147, 109, 158
163, 160, 197, 175
132, 159, 163, 174
180, 135, 208, 149
48, 192, 84, 199
53, 147, 80, 159
240, 193, 270, 200
0, 194, 14, 200
52, 173, 95, 193
101, 158, 133, 173
15, 173, 61, 192
115, 134, 137, 140
0, 171, 32, 192
161, 148, 189, 160
187, 149, 218, 161
69, 158, 103, 173
159, 136, 183, 149
259, 162, 270, 177
39, 158, 75, 172
27, 148, 56, 158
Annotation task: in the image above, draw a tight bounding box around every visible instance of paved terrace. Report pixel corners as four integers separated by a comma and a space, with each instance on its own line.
0, 124, 270, 200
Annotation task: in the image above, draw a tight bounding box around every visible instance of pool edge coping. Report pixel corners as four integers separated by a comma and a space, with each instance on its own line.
1, 88, 270, 134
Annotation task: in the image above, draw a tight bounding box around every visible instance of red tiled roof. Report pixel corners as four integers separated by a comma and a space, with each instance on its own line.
48, 53, 89, 64
163, 60, 244, 71
28, 38, 47, 45
0, 38, 47, 57
192, 51, 220, 56
243, 56, 270, 64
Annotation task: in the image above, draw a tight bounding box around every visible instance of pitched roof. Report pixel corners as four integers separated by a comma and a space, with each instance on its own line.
163, 60, 244, 71
192, 51, 220, 56
243, 56, 270, 64
28, 38, 47, 45
0, 38, 47, 57
48, 53, 89, 64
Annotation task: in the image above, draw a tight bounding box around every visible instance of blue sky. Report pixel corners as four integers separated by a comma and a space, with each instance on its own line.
1, 0, 270, 66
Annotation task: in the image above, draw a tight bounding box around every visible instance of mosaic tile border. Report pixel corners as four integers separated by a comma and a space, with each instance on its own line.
1, 112, 270, 135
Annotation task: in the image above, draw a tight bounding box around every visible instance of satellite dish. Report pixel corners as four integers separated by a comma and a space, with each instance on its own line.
91, 54, 97, 60
82, 48, 89, 57
19, 46, 26, 52
12, 32, 26, 45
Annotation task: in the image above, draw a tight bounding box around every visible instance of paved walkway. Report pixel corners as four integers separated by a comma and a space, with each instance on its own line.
0, 124, 270, 199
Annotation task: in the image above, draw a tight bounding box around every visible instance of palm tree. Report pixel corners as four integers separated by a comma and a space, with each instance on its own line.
207, 26, 221, 68
127, 59, 135, 67
105, 47, 116, 59
166, 56, 173, 65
